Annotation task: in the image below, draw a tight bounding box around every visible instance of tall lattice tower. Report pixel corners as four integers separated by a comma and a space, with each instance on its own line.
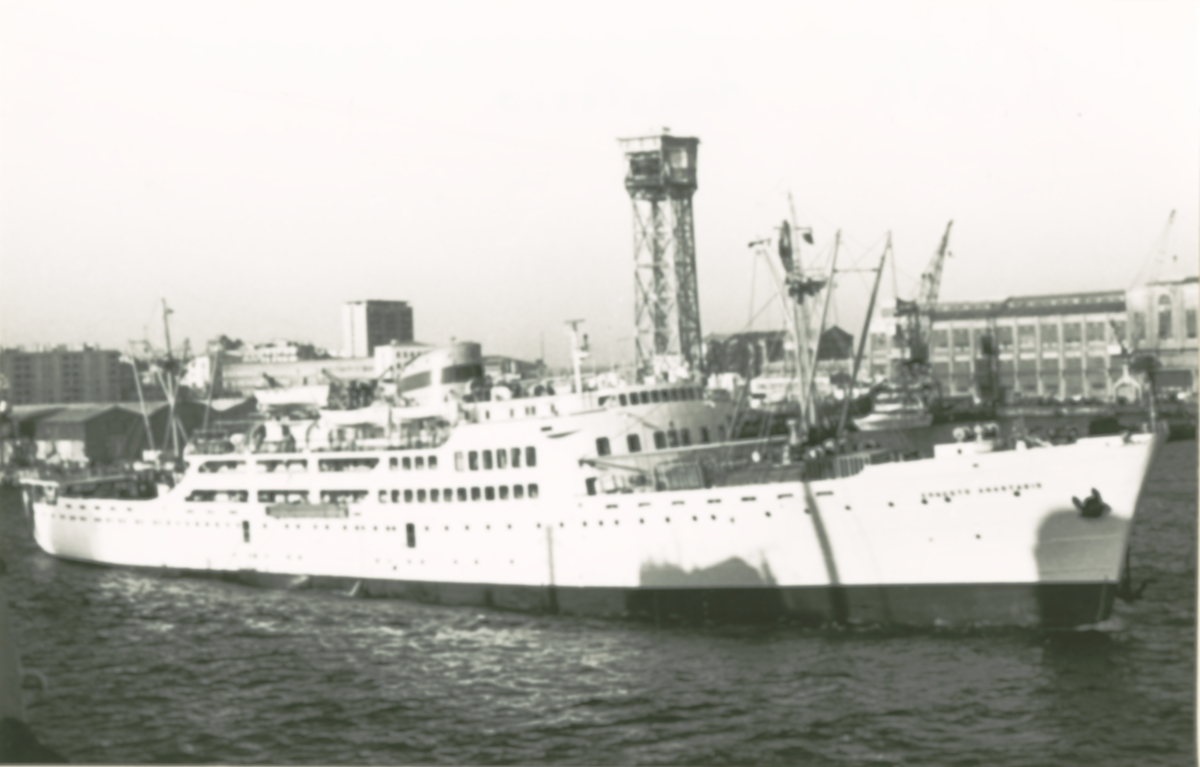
620, 132, 702, 381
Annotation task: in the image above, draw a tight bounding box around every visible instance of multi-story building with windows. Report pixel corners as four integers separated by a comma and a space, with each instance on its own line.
864, 277, 1198, 401
0, 346, 138, 405
342, 300, 414, 358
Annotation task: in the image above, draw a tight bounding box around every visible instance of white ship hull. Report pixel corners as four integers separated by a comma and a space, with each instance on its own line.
23, 429, 1160, 628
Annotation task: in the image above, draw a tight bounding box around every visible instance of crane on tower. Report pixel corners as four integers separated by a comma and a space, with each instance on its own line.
894, 220, 953, 384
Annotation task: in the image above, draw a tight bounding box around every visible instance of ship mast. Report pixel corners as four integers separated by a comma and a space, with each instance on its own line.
837, 234, 891, 437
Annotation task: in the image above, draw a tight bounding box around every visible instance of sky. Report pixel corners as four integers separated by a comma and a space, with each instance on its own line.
1, 0, 1197, 368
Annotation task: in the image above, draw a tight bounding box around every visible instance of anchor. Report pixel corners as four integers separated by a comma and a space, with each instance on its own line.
1072, 488, 1110, 519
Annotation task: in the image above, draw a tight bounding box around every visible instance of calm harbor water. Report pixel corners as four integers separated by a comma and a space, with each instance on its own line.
2, 441, 1195, 766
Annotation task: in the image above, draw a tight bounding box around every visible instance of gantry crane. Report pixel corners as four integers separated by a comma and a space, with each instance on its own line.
894, 220, 953, 384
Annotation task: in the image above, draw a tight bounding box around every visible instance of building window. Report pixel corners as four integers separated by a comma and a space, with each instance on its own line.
1111, 320, 1125, 343
1132, 312, 1146, 341
402, 457, 412, 470
510, 448, 521, 468
482, 450, 493, 470
528, 483, 539, 499
496, 450, 507, 469
653, 431, 667, 450
1040, 324, 1058, 345
406, 523, 416, 548
485, 487, 495, 501
415, 456, 425, 469
443, 487, 452, 502
471, 487, 481, 501
667, 429, 679, 448
680, 428, 691, 447
1187, 309, 1197, 339
1159, 295, 1173, 339
455, 452, 464, 471
430, 489, 439, 502
1063, 324, 1082, 345
499, 486, 509, 500
1018, 325, 1037, 350
627, 434, 642, 453
619, 393, 628, 406
952, 329, 970, 350
469, 451, 479, 470
417, 489, 426, 502
404, 489, 414, 503
513, 484, 524, 499
1086, 322, 1106, 343
596, 437, 611, 456
932, 330, 949, 349
996, 326, 1013, 350
700, 426, 710, 444
525, 447, 537, 467
457, 488, 467, 501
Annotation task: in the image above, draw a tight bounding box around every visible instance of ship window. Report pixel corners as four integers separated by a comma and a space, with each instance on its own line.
483, 450, 493, 470
497, 449, 507, 469
654, 431, 667, 450
513, 484, 524, 499
319, 457, 379, 472
404, 489, 414, 503
455, 452, 465, 471
528, 483, 539, 499
429, 456, 438, 470
471, 487, 481, 501
499, 485, 509, 500
417, 489, 426, 502
586, 478, 597, 496
321, 490, 368, 504
415, 456, 425, 469
392, 490, 401, 502
651, 390, 661, 403
640, 391, 651, 404
199, 460, 244, 473
256, 492, 309, 504
457, 488, 468, 501
681, 428, 692, 446
469, 451, 479, 470
378, 490, 388, 503
596, 437, 611, 456
403, 457, 412, 470
185, 490, 217, 502
511, 448, 521, 468
406, 523, 416, 548
430, 489, 439, 502
627, 434, 642, 453
619, 394, 628, 406
718, 425, 727, 441
242, 520, 250, 543
444, 487, 453, 502
485, 487, 495, 501
389, 457, 399, 470
526, 447, 537, 467
667, 430, 679, 448
1188, 309, 1197, 339
1159, 295, 1173, 339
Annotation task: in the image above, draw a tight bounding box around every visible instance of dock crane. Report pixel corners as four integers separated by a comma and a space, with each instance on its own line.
894, 220, 953, 386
